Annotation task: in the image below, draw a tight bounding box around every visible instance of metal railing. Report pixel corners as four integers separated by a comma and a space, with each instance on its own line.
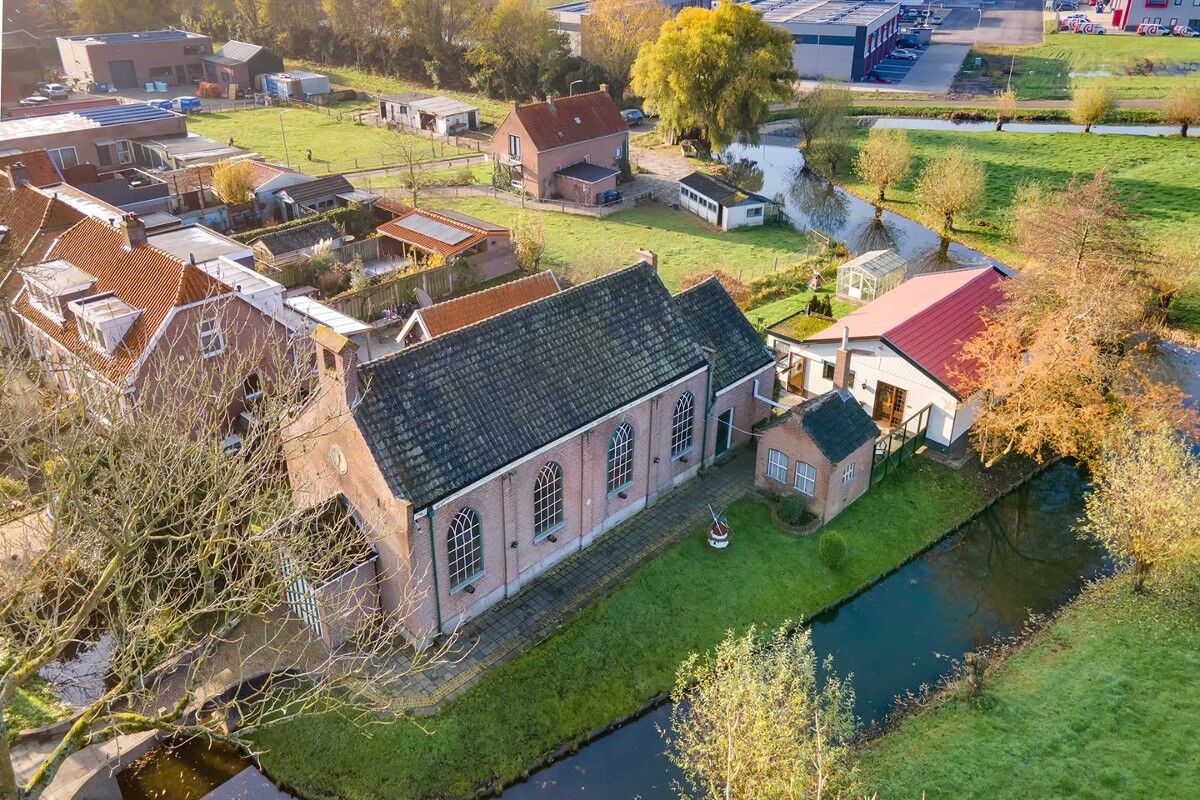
870, 403, 932, 486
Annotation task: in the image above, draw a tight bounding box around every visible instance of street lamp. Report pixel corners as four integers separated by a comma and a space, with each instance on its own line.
974, 8, 983, 45
569, 80, 584, 96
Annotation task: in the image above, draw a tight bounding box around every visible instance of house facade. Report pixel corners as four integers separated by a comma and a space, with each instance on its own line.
57, 29, 213, 90
283, 261, 773, 643
767, 266, 1008, 449
491, 89, 629, 203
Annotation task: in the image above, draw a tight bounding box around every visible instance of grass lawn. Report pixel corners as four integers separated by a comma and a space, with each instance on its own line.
837, 128, 1200, 330
9, 680, 68, 740
747, 288, 857, 330
860, 573, 1200, 799
283, 59, 511, 126
187, 107, 473, 175
423, 196, 813, 291
253, 457, 981, 799
969, 34, 1200, 99
350, 162, 493, 190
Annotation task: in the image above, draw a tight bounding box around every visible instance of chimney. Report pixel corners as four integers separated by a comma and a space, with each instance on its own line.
832, 327, 852, 392
6, 162, 30, 188
599, 83, 609, 95
513, 99, 520, 113
312, 324, 359, 408
634, 248, 657, 271
119, 212, 147, 250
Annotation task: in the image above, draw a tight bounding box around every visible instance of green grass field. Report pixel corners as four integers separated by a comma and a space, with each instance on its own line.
350, 162, 493, 190
253, 458, 980, 800
187, 107, 473, 175
9, 680, 68, 741
970, 34, 1200, 99
837, 128, 1200, 329
423, 196, 813, 291
860, 574, 1200, 799
747, 288, 856, 331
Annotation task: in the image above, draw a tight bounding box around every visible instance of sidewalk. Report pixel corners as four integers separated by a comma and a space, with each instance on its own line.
389, 452, 756, 714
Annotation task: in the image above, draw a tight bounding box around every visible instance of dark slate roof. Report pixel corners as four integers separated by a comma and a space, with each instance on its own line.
679, 172, 769, 207
276, 175, 354, 206
673, 278, 772, 390
556, 162, 620, 183
798, 390, 879, 463
354, 262, 708, 509
251, 220, 341, 256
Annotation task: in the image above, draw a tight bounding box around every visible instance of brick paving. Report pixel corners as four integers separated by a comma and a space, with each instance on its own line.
390, 453, 755, 713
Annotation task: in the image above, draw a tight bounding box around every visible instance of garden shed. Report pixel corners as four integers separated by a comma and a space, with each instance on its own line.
835, 249, 906, 302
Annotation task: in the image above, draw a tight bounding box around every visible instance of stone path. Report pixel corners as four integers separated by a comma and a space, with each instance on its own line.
391, 453, 756, 714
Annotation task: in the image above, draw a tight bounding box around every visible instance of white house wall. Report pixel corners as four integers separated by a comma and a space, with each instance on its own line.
773, 336, 963, 447
724, 204, 764, 230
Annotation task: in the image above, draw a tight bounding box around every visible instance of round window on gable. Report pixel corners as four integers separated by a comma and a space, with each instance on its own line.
329, 444, 348, 476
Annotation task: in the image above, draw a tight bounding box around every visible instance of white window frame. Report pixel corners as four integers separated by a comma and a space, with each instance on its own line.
670, 391, 695, 460
842, 462, 856, 486
533, 461, 565, 540
198, 317, 225, 358
243, 371, 264, 401
46, 146, 78, 171
115, 139, 132, 165
508, 134, 521, 159
767, 449, 788, 483
76, 317, 108, 355
794, 461, 817, 496
607, 422, 634, 493
446, 507, 484, 592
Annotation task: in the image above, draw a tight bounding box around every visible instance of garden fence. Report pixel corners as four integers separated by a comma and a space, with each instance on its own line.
870, 404, 932, 486
328, 265, 454, 322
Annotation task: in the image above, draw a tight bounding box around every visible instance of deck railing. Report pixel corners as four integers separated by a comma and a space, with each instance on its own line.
870, 403, 932, 486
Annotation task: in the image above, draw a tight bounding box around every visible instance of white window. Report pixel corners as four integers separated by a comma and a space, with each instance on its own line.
27, 282, 61, 320
446, 507, 483, 590
670, 391, 695, 459
842, 462, 856, 486
747, 207, 763, 218
607, 422, 634, 492
115, 140, 132, 165
533, 461, 564, 538
76, 318, 108, 354
508, 134, 521, 158
46, 146, 78, 171
198, 317, 224, 358
243, 372, 263, 401
794, 461, 817, 496
767, 449, 788, 483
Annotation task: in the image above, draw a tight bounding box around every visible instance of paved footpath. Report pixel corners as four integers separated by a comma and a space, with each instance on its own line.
390, 453, 756, 714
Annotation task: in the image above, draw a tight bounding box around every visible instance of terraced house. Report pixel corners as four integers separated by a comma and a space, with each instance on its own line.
284, 260, 775, 644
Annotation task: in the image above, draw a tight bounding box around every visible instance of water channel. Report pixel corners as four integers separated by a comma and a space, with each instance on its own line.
871, 118, 1180, 138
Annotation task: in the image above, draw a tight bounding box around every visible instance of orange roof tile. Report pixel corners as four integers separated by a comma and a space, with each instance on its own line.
376, 207, 507, 259
0, 186, 86, 308
508, 91, 628, 152
417, 271, 561, 338
0, 151, 62, 189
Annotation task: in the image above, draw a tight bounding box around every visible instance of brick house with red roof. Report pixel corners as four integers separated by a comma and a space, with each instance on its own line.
9, 212, 290, 422
492, 88, 629, 203
766, 265, 1009, 449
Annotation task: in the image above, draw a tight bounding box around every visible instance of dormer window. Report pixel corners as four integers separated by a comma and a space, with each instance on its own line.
22, 260, 97, 325
77, 316, 108, 354
27, 282, 64, 322
68, 293, 140, 357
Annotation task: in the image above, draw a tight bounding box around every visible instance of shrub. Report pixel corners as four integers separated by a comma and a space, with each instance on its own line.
0, 477, 27, 505
451, 167, 476, 186
681, 270, 751, 309
819, 531, 847, 570
316, 263, 351, 297
778, 495, 810, 526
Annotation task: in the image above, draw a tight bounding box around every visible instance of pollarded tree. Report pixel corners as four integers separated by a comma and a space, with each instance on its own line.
631, 0, 796, 150
1081, 423, 1200, 592
512, 212, 547, 272
1162, 86, 1200, 138
853, 127, 913, 211
664, 624, 857, 800
914, 146, 985, 236
0, 320, 457, 800
792, 84, 853, 149
994, 87, 1017, 132
1070, 84, 1115, 134
211, 160, 256, 207
581, 0, 670, 100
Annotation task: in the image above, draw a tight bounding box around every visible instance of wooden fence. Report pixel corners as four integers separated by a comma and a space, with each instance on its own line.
328, 265, 455, 322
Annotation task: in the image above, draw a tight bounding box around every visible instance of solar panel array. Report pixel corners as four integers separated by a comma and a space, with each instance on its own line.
78, 103, 178, 127
393, 215, 472, 245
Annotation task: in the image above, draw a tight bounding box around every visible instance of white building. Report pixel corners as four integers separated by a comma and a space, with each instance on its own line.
678, 172, 771, 231
766, 266, 1008, 449
377, 94, 480, 134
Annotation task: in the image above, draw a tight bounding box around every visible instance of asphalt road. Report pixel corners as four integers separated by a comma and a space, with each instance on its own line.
932, 0, 1045, 46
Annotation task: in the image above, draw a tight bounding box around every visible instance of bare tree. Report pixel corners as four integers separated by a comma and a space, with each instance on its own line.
1081, 422, 1200, 592
853, 127, 912, 215
1070, 84, 1115, 134
1162, 86, 1200, 138
915, 146, 985, 237
0, 310, 456, 799
663, 624, 857, 800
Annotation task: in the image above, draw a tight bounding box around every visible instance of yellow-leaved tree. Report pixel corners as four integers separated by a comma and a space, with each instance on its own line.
581, 0, 670, 99
210, 160, 256, 207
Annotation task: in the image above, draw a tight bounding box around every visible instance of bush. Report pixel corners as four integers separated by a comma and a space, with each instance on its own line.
778, 495, 810, 526
0, 477, 27, 505
681, 270, 751, 309
451, 167, 476, 186
819, 531, 847, 570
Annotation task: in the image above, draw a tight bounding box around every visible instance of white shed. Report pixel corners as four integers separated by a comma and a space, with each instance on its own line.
678, 172, 771, 231
835, 249, 907, 302
377, 93, 480, 134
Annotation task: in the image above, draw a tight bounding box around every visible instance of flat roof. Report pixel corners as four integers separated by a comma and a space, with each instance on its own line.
136, 133, 243, 160
549, 1, 591, 11
149, 225, 248, 265
409, 95, 478, 117
285, 295, 372, 336
751, 0, 897, 26
47, 183, 126, 220
59, 29, 206, 44
0, 103, 180, 141
77, 293, 138, 323
201, 255, 283, 297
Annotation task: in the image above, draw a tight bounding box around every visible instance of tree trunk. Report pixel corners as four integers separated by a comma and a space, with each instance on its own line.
1084, 122, 1093, 133
1181, 122, 1189, 138
995, 119, 1004, 131
877, 186, 886, 205
944, 211, 954, 235
1132, 559, 1149, 593
0, 710, 18, 800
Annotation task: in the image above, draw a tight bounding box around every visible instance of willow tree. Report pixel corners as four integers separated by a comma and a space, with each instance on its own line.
630, 0, 795, 150
1162, 86, 1200, 138
853, 127, 912, 211
914, 146, 985, 236
0, 321, 455, 800
1070, 84, 1115, 134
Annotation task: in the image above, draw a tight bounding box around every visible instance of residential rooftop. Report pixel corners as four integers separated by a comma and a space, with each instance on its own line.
0, 103, 181, 141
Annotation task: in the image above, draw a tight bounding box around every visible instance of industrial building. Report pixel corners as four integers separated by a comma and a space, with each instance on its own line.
548, 0, 712, 55
56, 29, 213, 91
750, 0, 901, 81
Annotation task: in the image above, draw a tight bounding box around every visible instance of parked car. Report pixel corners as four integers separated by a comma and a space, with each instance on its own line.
1077, 22, 1106, 33
930, 14, 945, 24
149, 99, 175, 111
38, 82, 68, 99
890, 48, 921, 60
18, 95, 50, 107
897, 35, 921, 47
1136, 22, 1172, 34
1053, 0, 1079, 10
171, 96, 202, 113
1171, 24, 1200, 35
863, 70, 894, 84
620, 108, 645, 125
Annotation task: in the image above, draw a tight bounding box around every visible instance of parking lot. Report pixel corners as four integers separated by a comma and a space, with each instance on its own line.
869, 53, 922, 83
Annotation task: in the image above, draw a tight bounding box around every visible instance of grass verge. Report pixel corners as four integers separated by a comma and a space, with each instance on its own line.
253, 457, 981, 800
9, 680, 69, 741
860, 572, 1200, 799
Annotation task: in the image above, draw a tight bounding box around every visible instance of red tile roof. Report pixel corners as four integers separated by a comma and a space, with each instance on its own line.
11, 217, 230, 383
376, 206, 507, 258
417, 271, 560, 338
0, 151, 62, 189
509, 91, 628, 152
808, 266, 1008, 397
0, 186, 86, 309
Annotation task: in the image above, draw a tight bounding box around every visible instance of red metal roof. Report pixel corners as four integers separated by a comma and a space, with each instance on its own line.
509, 91, 628, 152
808, 266, 1007, 397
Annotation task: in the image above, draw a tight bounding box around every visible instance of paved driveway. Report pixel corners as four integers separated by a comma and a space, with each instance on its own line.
932, 0, 1045, 46
896, 44, 971, 92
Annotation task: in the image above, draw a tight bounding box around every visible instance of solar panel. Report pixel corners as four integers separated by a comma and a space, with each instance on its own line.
393, 215, 471, 246
79, 103, 176, 126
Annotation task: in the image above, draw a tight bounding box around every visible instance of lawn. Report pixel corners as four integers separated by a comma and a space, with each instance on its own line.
969, 34, 1200, 99
253, 457, 981, 800
350, 161, 493, 190
836, 128, 1200, 329
9, 679, 68, 740
860, 573, 1200, 799
187, 107, 473, 175
421, 196, 813, 291
747, 288, 857, 330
